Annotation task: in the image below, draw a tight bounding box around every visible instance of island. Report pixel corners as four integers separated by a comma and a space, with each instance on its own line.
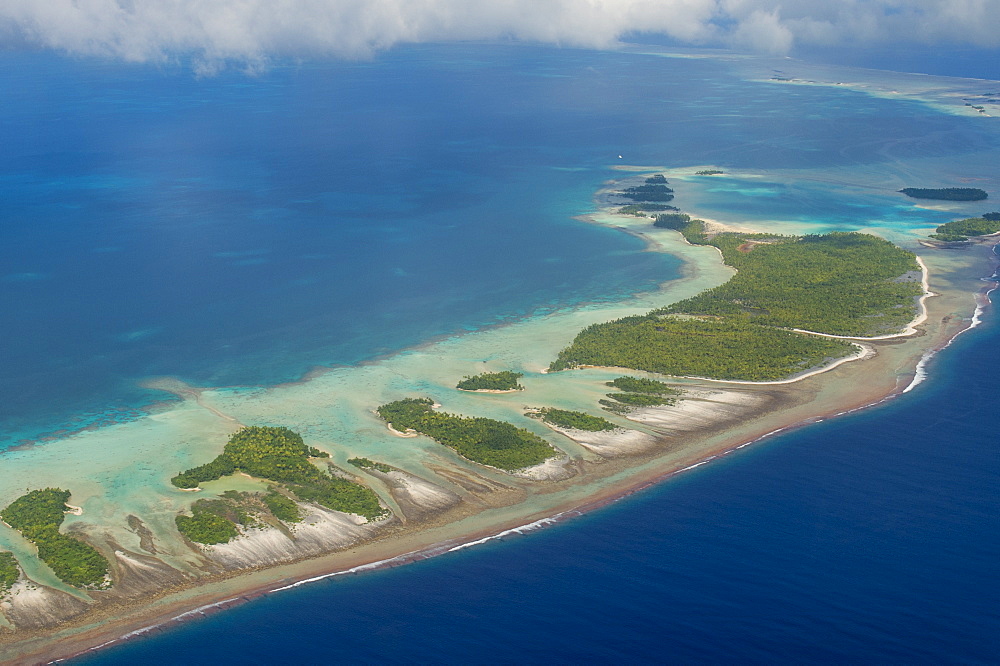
929, 216, 1000, 242
172, 425, 387, 523
600, 376, 684, 414
456, 371, 524, 391
899, 187, 988, 201
0, 489, 110, 588
531, 407, 617, 432
377, 398, 556, 471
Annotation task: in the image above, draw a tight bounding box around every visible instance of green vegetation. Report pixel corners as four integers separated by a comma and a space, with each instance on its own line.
652, 214, 708, 244
605, 392, 675, 407
535, 408, 616, 432
607, 376, 683, 395
652, 212, 691, 229
175, 504, 240, 545
660, 232, 922, 336
263, 491, 302, 523
177, 490, 308, 545
551, 316, 854, 381
696, 169, 724, 175
0, 552, 19, 594
551, 230, 916, 381
983, 212, 1000, 221
601, 376, 684, 413
617, 203, 679, 216
377, 398, 555, 471
645, 174, 668, 184
0, 489, 110, 588
349, 457, 393, 474
171, 426, 386, 521
456, 371, 524, 391
900, 187, 988, 201
930, 217, 1000, 241
619, 183, 675, 202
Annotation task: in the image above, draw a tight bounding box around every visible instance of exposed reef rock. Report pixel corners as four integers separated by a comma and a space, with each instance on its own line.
377, 470, 462, 523
200, 504, 392, 570
627, 389, 772, 435
1, 580, 90, 631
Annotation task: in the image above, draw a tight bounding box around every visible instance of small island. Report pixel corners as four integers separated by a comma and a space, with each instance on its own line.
377, 397, 556, 471
615, 174, 675, 202
456, 371, 524, 392
172, 426, 387, 532
600, 376, 684, 414
532, 407, 617, 432
0, 489, 110, 588
695, 169, 724, 175
900, 187, 988, 201
930, 215, 1000, 241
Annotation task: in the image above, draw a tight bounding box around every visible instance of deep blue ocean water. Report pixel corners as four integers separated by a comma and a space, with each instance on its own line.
4, 43, 1000, 663
1, 43, 991, 445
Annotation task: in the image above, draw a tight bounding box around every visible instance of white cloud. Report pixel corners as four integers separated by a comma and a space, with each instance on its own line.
0, 0, 998, 70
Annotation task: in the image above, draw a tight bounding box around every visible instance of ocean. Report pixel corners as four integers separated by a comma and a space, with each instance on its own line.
2, 43, 998, 662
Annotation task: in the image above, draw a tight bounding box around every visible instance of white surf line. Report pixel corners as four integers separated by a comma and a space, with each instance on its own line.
791, 255, 934, 341
903, 260, 1000, 393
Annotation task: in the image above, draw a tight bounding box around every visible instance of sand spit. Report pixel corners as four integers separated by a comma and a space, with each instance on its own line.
203, 505, 390, 571
0, 580, 90, 631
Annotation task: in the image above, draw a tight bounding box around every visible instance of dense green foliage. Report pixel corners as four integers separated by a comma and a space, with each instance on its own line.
263, 491, 302, 523
983, 212, 1000, 221
652, 213, 691, 229
696, 169, 724, 175
605, 392, 676, 407
0, 489, 110, 588
171, 426, 386, 521
606, 376, 682, 395
377, 398, 555, 471
930, 217, 1000, 241
899, 187, 988, 201
536, 408, 616, 432
618, 183, 675, 202
456, 371, 524, 391
617, 203, 678, 216
661, 232, 921, 336
349, 457, 393, 473
0, 552, 19, 594
645, 174, 668, 184
551, 316, 854, 381
551, 230, 916, 381
175, 509, 239, 545
655, 215, 708, 244
601, 376, 683, 413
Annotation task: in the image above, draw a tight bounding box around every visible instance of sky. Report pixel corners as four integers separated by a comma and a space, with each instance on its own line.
1, 1, 999, 74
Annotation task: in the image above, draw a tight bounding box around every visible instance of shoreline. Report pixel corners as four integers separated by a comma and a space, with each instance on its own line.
6, 240, 996, 666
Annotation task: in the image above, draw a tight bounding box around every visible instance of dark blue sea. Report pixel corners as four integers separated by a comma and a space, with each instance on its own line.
2, 43, 999, 663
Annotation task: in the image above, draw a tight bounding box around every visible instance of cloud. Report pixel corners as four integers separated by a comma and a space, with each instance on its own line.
0, 0, 998, 70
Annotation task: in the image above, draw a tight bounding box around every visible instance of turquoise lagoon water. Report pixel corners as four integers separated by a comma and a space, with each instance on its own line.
2, 43, 1000, 662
